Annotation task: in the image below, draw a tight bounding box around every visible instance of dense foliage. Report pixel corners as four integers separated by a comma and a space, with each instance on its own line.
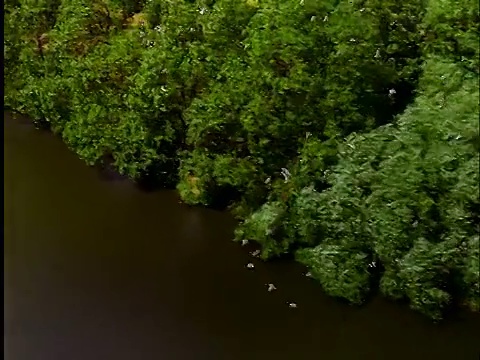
5, 0, 479, 320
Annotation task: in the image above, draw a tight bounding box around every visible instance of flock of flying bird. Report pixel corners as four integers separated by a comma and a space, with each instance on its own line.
241, 239, 306, 309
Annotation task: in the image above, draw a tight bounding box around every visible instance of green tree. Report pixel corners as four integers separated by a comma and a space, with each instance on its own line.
5, 0, 479, 320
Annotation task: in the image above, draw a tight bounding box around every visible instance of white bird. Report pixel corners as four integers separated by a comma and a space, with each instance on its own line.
246, 263, 255, 269
267, 283, 277, 292
241, 239, 249, 246
281, 168, 291, 182
288, 302, 298, 308
251, 250, 261, 257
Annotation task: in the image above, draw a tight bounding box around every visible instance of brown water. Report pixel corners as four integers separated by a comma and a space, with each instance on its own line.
4, 112, 480, 360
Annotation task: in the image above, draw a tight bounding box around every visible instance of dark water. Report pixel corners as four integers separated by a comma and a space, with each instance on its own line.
4, 112, 480, 360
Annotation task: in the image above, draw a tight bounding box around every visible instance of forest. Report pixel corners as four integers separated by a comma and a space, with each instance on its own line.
4, 0, 479, 320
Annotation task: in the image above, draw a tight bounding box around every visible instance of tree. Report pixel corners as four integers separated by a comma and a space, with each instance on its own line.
5, 0, 479, 320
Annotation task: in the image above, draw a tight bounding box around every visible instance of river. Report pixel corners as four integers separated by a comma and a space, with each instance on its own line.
4, 112, 480, 360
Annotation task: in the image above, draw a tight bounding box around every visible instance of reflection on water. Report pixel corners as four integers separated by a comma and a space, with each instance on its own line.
4, 112, 480, 360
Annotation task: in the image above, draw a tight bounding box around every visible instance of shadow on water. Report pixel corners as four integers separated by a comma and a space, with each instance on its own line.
4, 112, 480, 360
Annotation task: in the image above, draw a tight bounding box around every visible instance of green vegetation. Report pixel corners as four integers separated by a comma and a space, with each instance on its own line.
5, 0, 479, 320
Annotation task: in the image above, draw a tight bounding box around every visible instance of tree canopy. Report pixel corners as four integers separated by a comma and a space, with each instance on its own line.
5, 0, 479, 320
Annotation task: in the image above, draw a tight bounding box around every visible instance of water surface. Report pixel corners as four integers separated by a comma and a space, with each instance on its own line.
4, 112, 480, 360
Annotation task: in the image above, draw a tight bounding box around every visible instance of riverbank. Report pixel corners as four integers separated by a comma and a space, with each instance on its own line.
5, 0, 479, 320
5, 111, 480, 360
